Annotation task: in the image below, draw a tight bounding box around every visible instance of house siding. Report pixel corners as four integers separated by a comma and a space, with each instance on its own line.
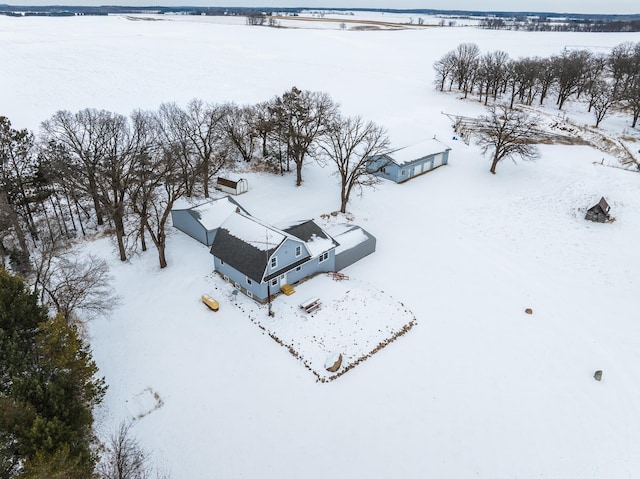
266, 238, 309, 277
334, 229, 376, 271
214, 257, 269, 300
213, 250, 336, 303
171, 209, 209, 245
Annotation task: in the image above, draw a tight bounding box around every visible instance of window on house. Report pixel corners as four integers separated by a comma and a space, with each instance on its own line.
223, 275, 229, 281
381, 167, 386, 173
234, 282, 241, 289
247, 291, 253, 299
296, 266, 302, 272
318, 251, 329, 263
220, 259, 224, 265
295, 245, 302, 257
270, 256, 277, 269
271, 278, 278, 287
401, 169, 406, 176
246, 277, 252, 285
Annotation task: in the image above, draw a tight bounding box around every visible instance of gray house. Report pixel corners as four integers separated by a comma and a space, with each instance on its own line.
171, 196, 249, 246
367, 138, 451, 183
211, 212, 339, 302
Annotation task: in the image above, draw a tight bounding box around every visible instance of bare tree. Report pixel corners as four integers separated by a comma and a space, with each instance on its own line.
41, 110, 108, 226
269, 87, 338, 186
536, 57, 556, 106
155, 102, 199, 197
553, 49, 592, 110
98, 423, 149, 479
41, 109, 137, 261
318, 115, 389, 213
222, 103, 257, 163
252, 101, 275, 161
0, 116, 36, 257
482, 50, 510, 102
35, 246, 117, 323
452, 43, 481, 97
607, 41, 638, 97
476, 103, 540, 174
245, 12, 266, 25
589, 80, 617, 127
182, 99, 229, 198
94, 111, 138, 261
130, 111, 187, 268
622, 74, 640, 128
433, 51, 456, 92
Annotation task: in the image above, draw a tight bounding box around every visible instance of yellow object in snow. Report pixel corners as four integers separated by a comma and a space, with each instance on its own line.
201, 294, 219, 312
280, 284, 295, 296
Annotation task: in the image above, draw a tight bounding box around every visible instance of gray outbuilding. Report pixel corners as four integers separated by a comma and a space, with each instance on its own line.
367, 138, 451, 183
171, 196, 249, 246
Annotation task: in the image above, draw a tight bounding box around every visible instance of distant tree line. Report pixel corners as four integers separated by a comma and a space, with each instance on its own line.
433, 41, 640, 127
479, 16, 640, 32
1, 87, 388, 279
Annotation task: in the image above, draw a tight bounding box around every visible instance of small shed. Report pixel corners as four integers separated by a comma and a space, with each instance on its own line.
171, 196, 249, 245
216, 177, 248, 195
585, 197, 610, 223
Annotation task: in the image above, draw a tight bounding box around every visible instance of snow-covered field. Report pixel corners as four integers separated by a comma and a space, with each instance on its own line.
2, 12, 640, 479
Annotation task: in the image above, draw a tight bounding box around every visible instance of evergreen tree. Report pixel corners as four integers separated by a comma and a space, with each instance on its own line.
0, 268, 106, 479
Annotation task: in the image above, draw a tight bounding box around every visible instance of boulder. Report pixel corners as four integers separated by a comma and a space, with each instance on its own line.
325, 353, 343, 373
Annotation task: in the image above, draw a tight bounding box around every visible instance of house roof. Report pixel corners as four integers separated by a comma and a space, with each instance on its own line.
281, 220, 338, 257
328, 225, 370, 254
178, 196, 249, 231
385, 138, 451, 167
588, 196, 610, 214
597, 197, 610, 213
211, 214, 337, 282
211, 212, 285, 282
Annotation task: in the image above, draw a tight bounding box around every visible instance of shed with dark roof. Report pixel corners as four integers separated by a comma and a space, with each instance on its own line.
585, 197, 610, 223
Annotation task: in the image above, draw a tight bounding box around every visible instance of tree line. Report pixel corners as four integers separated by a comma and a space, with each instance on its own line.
1, 87, 388, 281
434, 41, 640, 128
478, 16, 640, 33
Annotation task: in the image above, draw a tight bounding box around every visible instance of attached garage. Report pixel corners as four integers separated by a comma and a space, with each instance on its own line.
329, 225, 377, 271
171, 196, 249, 246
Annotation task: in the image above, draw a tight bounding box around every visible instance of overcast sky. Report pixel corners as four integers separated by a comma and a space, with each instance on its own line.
5, 1, 639, 15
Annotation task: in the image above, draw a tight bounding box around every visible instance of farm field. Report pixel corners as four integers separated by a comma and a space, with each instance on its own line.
2, 11, 640, 478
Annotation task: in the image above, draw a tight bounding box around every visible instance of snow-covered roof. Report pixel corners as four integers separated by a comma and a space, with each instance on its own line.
387, 138, 450, 166
332, 227, 369, 254
191, 196, 245, 231
305, 234, 337, 258
281, 220, 338, 258
220, 212, 285, 251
